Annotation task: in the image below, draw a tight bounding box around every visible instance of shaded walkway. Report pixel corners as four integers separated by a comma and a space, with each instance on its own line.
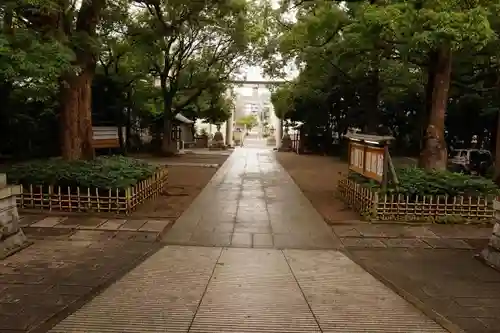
164, 148, 340, 249
49, 148, 447, 333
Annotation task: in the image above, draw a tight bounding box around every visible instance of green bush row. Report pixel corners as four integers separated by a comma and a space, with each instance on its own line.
3, 156, 159, 189
349, 167, 499, 197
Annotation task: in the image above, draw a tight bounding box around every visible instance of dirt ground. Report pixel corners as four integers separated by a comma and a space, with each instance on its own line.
276, 152, 360, 223
132, 152, 230, 219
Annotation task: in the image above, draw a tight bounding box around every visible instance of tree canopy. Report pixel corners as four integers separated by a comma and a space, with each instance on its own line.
267, 0, 500, 172
0, 0, 267, 158
4, 0, 500, 176
236, 114, 258, 130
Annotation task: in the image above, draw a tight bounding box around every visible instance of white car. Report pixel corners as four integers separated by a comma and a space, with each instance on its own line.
449, 149, 492, 175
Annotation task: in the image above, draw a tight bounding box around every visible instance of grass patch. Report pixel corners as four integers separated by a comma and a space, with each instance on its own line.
349, 166, 499, 198
2, 156, 159, 189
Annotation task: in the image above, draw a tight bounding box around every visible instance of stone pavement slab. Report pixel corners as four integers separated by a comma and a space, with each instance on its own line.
332, 223, 492, 250
332, 222, 500, 332
164, 148, 341, 249
49, 246, 447, 332
189, 248, 321, 333
49, 246, 222, 333
0, 231, 160, 332
349, 248, 500, 333
19, 214, 173, 238
285, 250, 446, 333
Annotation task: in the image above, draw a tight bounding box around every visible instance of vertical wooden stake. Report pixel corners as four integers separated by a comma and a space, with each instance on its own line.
382, 144, 389, 191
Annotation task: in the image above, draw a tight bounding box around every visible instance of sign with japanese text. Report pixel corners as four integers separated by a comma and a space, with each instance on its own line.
348, 142, 385, 182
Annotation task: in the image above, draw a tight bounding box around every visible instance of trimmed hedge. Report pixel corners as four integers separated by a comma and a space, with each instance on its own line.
349, 166, 499, 197
3, 156, 159, 189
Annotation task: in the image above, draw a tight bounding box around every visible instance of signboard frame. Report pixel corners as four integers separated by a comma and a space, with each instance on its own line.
346, 132, 396, 189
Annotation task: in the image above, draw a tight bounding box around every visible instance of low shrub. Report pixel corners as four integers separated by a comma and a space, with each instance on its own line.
3, 156, 159, 189
349, 166, 499, 197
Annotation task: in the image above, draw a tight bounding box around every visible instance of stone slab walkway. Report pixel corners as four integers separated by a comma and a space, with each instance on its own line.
46, 148, 448, 332
50, 247, 445, 333
20, 215, 173, 238
332, 223, 493, 250
164, 148, 341, 249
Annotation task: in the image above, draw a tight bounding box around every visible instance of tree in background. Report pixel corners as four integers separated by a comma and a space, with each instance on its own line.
236, 114, 258, 132
0, 0, 265, 160
129, 0, 265, 154
266, 0, 500, 171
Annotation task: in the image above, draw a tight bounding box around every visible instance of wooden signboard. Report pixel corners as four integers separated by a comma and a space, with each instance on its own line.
348, 141, 385, 182
349, 142, 365, 175
363, 146, 385, 182
92, 126, 120, 149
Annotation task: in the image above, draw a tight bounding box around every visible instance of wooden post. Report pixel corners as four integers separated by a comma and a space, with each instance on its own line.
387, 152, 399, 186
362, 144, 367, 175
382, 143, 389, 191
347, 141, 351, 174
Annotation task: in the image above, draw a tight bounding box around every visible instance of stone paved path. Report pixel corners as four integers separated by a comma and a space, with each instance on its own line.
164, 148, 340, 249
48, 148, 447, 332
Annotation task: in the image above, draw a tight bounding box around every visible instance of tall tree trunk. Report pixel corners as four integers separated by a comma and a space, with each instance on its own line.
494, 111, 500, 181
418, 51, 438, 167
125, 90, 132, 152
79, 70, 95, 159
160, 86, 177, 155
118, 123, 124, 152
60, 69, 95, 160
420, 46, 452, 171
418, 50, 438, 168
363, 68, 380, 134
58, 0, 105, 160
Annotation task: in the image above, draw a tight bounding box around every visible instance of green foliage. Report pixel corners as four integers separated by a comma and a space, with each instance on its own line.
0, 32, 73, 96
4, 156, 159, 189
350, 167, 499, 197
7, 0, 500, 163
264, 0, 500, 155
236, 114, 258, 130
129, 0, 264, 118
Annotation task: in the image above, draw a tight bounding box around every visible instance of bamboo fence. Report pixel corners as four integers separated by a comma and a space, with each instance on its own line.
338, 178, 494, 221
17, 168, 168, 214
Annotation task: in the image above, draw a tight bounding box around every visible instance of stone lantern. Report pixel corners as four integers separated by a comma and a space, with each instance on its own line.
278, 126, 293, 152
210, 124, 226, 150
267, 126, 276, 146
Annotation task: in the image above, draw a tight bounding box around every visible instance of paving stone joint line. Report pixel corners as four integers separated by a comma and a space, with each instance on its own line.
186, 247, 224, 332
280, 249, 324, 333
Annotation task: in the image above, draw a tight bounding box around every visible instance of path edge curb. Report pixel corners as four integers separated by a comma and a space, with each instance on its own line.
343, 250, 467, 333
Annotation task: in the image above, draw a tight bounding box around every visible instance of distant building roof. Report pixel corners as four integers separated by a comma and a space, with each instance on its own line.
175, 113, 194, 124
344, 132, 394, 144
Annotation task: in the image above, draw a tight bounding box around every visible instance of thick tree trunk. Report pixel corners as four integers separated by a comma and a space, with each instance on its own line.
420, 46, 451, 171
118, 124, 124, 152
160, 89, 177, 156
418, 51, 438, 167
79, 71, 94, 159
494, 111, 500, 181
161, 118, 176, 155
59, 0, 105, 160
363, 68, 380, 134
60, 70, 95, 160
125, 90, 132, 152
